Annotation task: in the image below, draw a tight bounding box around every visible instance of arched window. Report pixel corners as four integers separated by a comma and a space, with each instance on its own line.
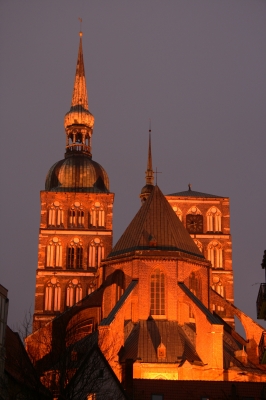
206, 207, 222, 232
67, 238, 83, 269
66, 279, 83, 307
45, 278, 61, 311
151, 269, 165, 316
193, 239, 203, 253
172, 206, 182, 221
88, 281, 96, 295
207, 241, 223, 268
48, 202, 64, 228
112, 270, 125, 303
212, 279, 225, 312
89, 202, 105, 228
88, 238, 104, 268
68, 202, 85, 228
189, 271, 202, 299
46, 237, 62, 267
186, 206, 203, 234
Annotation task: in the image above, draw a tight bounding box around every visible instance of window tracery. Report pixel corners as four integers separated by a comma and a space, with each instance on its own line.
151, 268, 165, 316
193, 239, 203, 252
68, 202, 85, 228
46, 237, 62, 267
67, 238, 83, 269
207, 241, 223, 268
45, 278, 61, 311
88, 281, 96, 295
112, 270, 125, 303
66, 279, 82, 307
172, 206, 182, 221
206, 207, 222, 232
212, 278, 225, 312
88, 238, 104, 268
48, 202, 64, 228
89, 202, 105, 228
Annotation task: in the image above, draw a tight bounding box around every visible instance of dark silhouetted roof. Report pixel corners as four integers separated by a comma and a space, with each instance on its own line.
120, 319, 202, 364
167, 189, 225, 198
108, 185, 204, 259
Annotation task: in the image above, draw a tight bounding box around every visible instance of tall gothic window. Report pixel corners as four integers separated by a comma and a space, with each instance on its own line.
112, 270, 125, 303
189, 271, 202, 318
48, 202, 64, 228
89, 202, 105, 228
206, 207, 222, 232
66, 279, 83, 307
212, 281, 225, 312
88, 238, 104, 268
207, 241, 223, 268
150, 269, 165, 316
67, 238, 83, 269
45, 278, 61, 311
46, 237, 62, 267
68, 202, 85, 228
189, 271, 202, 299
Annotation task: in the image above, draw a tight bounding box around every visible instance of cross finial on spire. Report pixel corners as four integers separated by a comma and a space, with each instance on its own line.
146, 123, 154, 186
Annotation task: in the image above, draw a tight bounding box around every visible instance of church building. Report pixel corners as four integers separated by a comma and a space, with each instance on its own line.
26, 32, 266, 399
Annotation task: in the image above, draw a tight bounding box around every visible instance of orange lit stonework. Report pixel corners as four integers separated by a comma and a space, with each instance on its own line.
27, 33, 266, 396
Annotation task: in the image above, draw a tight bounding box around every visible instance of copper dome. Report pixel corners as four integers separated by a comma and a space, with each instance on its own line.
45, 154, 109, 193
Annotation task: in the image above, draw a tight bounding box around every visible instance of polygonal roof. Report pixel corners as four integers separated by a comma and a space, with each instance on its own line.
167, 189, 225, 198
108, 185, 204, 259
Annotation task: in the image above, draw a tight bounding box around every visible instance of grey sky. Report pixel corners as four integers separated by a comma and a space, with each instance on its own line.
0, 1, 265, 331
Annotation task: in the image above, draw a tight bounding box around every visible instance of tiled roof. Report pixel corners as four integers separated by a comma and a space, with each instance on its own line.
167, 189, 225, 198
120, 319, 202, 364
108, 185, 204, 259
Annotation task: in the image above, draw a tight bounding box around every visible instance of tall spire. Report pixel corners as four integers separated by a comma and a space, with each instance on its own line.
145, 130, 154, 186
71, 32, 89, 110
140, 127, 154, 203
64, 31, 95, 158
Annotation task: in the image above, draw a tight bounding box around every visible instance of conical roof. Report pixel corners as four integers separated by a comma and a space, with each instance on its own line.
108, 185, 204, 259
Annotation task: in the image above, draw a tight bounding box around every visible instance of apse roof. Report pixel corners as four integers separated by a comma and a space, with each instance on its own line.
120, 319, 202, 364
167, 189, 225, 198
108, 185, 204, 259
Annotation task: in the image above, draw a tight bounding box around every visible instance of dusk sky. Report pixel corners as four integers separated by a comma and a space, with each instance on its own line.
0, 1, 265, 333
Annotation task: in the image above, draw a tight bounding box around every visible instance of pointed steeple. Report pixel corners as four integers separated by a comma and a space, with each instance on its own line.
145, 132, 154, 186
109, 185, 205, 259
140, 128, 154, 203
64, 31, 95, 158
71, 32, 89, 110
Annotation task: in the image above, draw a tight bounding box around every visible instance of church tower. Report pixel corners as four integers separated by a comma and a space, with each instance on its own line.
33, 32, 114, 331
